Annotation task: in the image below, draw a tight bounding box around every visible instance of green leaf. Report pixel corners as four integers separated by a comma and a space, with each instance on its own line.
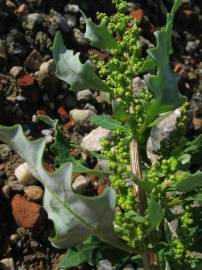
138, 57, 156, 74
70, 158, 105, 177
187, 194, 202, 202
80, 10, 118, 50
145, 0, 186, 111
91, 115, 126, 131
148, 197, 164, 228
36, 115, 58, 129
50, 130, 105, 176
178, 153, 191, 165
125, 210, 146, 223
53, 31, 110, 93
175, 171, 202, 192
148, 110, 173, 128
141, 100, 173, 133
112, 100, 130, 122
60, 238, 99, 268
60, 236, 131, 269
51, 129, 72, 165
0, 124, 136, 254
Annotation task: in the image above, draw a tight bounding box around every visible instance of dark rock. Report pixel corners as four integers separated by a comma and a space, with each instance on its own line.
22, 13, 45, 31
48, 9, 70, 36
24, 49, 43, 72
6, 30, 28, 58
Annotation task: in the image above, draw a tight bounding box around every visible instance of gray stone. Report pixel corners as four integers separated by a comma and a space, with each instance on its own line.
73, 28, 89, 46
6, 30, 28, 57
70, 109, 96, 126
72, 175, 90, 194
64, 14, 77, 29
186, 39, 200, 53
64, 4, 79, 13
132, 76, 146, 95
35, 31, 52, 51
97, 159, 108, 171
48, 9, 70, 34
22, 13, 45, 31
97, 260, 113, 270
81, 127, 111, 152
76, 89, 93, 102
147, 109, 181, 163
84, 103, 97, 113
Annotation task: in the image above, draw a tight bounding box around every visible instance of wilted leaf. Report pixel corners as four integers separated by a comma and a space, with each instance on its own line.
53, 32, 110, 93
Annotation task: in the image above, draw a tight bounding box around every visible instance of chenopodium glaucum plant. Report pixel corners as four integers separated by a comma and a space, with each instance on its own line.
1, 0, 202, 269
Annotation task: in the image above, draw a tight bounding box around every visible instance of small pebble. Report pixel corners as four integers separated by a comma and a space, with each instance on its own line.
0, 258, 15, 270
81, 127, 111, 152
70, 109, 95, 126
14, 162, 36, 186
22, 13, 45, 31
24, 185, 44, 201
76, 89, 93, 102
72, 175, 90, 194
96, 260, 113, 270
24, 49, 43, 71
73, 28, 89, 46
64, 14, 77, 29
64, 4, 79, 13
10, 234, 18, 243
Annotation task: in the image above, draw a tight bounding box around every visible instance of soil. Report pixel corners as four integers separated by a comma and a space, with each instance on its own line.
0, 0, 201, 269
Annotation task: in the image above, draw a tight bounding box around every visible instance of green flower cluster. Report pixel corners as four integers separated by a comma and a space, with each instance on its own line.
101, 130, 145, 248
96, 0, 144, 107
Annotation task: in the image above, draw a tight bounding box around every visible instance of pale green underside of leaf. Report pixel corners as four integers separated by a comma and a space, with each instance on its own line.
80, 10, 118, 50
0, 124, 136, 253
144, 0, 186, 126
53, 31, 110, 93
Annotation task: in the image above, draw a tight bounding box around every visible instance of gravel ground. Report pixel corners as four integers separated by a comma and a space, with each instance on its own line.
0, 0, 201, 269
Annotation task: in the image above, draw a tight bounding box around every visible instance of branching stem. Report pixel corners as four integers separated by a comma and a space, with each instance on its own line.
130, 117, 159, 269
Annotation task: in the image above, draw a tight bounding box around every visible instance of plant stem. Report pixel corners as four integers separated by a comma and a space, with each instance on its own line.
130, 138, 159, 270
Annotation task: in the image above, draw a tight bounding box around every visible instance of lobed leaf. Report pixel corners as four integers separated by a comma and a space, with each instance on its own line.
0, 124, 135, 253
53, 32, 110, 93
80, 10, 118, 50
144, 0, 186, 128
